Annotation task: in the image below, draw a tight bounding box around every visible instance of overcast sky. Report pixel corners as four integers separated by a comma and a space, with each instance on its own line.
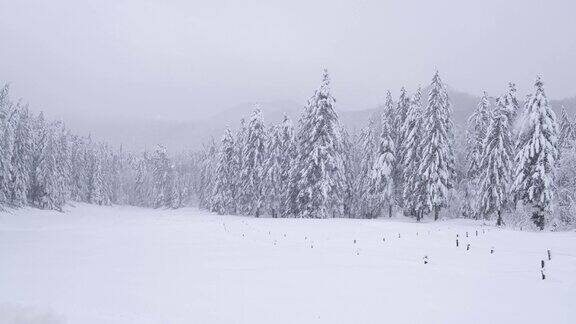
1, 0, 575, 122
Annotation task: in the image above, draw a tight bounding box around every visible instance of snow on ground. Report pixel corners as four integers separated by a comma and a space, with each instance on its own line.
1, 204, 575, 324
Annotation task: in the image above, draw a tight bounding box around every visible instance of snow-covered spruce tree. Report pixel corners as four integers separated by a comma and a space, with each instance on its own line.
466, 91, 492, 181
133, 152, 153, 207
401, 88, 425, 220
558, 106, 575, 151
477, 97, 514, 226
211, 128, 239, 214
465, 91, 492, 219
0, 84, 16, 206
88, 143, 110, 206
237, 107, 267, 216
340, 126, 356, 218
290, 70, 348, 218
355, 119, 378, 218
418, 71, 456, 221
263, 115, 295, 218
368, 111, 396, 218
150, 144, 172, 208
68, 135, 90, 202
555, 142, 576, 229
32, 121, 68, 211
393, 87, 410, 207
502, 82, 521, 130
9, 104, 33, 206
197, 139, 217, 210
511, 76, 559, 230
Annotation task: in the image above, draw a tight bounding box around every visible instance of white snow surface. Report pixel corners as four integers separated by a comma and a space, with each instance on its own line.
1, 204, 575, 324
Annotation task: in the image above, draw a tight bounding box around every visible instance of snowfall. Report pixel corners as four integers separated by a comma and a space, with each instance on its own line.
1, 204, 575, 324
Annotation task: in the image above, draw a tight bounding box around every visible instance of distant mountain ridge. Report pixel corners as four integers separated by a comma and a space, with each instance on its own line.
61, 87, 575, 152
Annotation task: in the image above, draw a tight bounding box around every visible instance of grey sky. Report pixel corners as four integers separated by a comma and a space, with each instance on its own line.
1, 0, 575, 122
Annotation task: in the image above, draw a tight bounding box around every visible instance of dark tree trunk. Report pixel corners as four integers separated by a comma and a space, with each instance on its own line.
496, 210, 504, 226
388, 204, 392, 218
531, 207, 545, 230
434, 206, 440, 221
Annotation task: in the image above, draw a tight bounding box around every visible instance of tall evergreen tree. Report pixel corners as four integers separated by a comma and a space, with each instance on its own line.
394, 87, 410, 207
418, 71, 455, 220
291, 70, 348, 218
211, 129, 239, 214
558, 106, 575, 150
263, 115, 295, 218
0, 84, 16, 206
465, 91, 492, 219
511, 76, 559, 230
477, 97, 514, 225
356, 120, 378, 218
402, 88, 425, 220
368, 111, 395, 218
9, 104, 33, 206
237, 108, 267, 216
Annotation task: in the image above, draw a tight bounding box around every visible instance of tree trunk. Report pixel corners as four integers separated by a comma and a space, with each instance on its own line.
496, 210, 504, 226
388, 204, 392, 218
434, 206, 440, 221
531, 207, 545, 230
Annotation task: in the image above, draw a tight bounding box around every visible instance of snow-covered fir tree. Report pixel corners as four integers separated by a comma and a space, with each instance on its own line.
211, 128, 239, 214
88, 143, 110, 206
290, 70, 348, 218
401, 88, 425, 220
197, 140, 217, 210
502, 82, 521, 130
263, 115, 295, 218
0, 84, 16, 206
393, 87, 410, 207
150, 145, 172, 208
355, 119, 378, 218
32, 121, 68, 211
237, 107, 267, 216
465, 91, 492, 219
367, 110, 396, 218
558, 106, 575, 150
467, 91, 492, 180
9, 104, 33, 206
418, 71, 455, 220
511, 76, 559, 230
477, 97, 514, 225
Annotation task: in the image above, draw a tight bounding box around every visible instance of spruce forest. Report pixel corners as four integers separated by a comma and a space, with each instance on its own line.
1, 70, 574, 231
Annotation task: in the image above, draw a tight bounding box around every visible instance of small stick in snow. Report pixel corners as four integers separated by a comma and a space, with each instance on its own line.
547, 250, 551, 261
490, 247, 494, 254
456, 239, 459, 247
466, 232, 469, 238
541, 260, 545, 269
475, 230, 478, 236
541, 269, 546, 280
354, 239, 356, 244
382, 237, 386, 242
416, 232, 419, 236
423, 256, 429, 264
398, 233, 401, 239
311, 244, 314, 249
466, 244, 470, 251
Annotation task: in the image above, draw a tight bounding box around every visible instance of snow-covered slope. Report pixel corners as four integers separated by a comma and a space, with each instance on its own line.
1, 204, 575, 324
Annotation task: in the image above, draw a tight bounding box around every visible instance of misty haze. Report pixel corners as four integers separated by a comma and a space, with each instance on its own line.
1, 1, 576, 323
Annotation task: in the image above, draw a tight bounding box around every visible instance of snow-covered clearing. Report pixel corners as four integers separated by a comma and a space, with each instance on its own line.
1, 204, 575, 324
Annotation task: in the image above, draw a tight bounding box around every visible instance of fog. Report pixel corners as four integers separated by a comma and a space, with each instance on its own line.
1, 0, 575, 123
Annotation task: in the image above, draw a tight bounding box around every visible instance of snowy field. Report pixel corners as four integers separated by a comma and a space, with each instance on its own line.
1, 204, 575, 324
